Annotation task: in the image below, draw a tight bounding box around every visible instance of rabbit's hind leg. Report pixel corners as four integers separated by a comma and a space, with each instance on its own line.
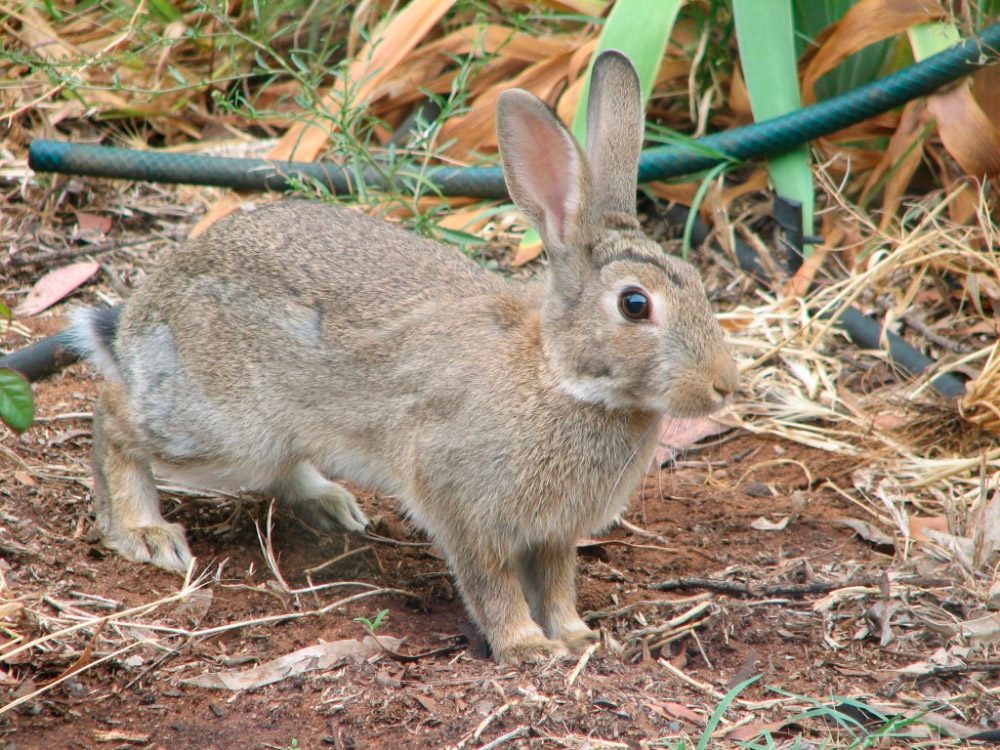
268, 462, 369, 533
91, 384, 193, 573
518, 541, 598, 653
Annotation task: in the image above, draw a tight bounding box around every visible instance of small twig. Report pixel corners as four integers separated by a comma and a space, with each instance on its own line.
658, 658, 783, 710
362, 530, 432, 548
901, 663, 1000, 682
472, 704, 511, 742
617, 519, 674, 547
303, 545, 372, 575
478, 725, 529, 750
584, 593, 711, 622
900, 311, 967, 354
366, 630, 464, 663
648, 575, 950, 598
566, 642, 599, 687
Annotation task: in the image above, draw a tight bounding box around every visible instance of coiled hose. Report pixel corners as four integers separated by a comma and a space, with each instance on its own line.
12, 22, 998, 397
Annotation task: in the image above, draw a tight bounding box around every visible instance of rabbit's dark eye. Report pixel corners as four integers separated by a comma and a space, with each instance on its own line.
618, 289, 650, 321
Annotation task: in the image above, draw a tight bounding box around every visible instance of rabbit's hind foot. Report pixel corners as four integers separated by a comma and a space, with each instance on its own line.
494, 634, 569, 665
270, 462, 370, 533
562, 626, 600, 654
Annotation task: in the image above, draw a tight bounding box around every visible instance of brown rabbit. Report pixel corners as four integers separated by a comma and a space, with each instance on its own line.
69, 50, 737, 663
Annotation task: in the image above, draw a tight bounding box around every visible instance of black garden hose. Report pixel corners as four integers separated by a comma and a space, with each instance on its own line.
11, 23, 994, 396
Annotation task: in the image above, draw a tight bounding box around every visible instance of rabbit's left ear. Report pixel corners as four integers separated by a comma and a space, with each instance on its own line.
586, 50, 645, 218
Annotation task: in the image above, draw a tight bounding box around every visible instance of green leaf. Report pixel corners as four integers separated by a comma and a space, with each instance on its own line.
435, 227, 488, 246
793, 0, 892, 99
908, 21, 960, 62
518, 0, 683, 258
146, 0, 182, 23
0, 299, 10, 321
0, 368, 35, 435
696, 674, 762, 750
733, 0, 815, 257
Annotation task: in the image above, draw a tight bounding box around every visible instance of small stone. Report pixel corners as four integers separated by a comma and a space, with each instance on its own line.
744, 481, 773, 498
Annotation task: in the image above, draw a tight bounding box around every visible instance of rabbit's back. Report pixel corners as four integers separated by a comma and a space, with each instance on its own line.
108, 200, 515, 486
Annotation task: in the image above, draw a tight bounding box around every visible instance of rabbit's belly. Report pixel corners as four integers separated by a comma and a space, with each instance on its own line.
152, 457, 285, 494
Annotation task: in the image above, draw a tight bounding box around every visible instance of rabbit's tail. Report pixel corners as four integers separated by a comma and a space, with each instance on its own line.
67, 306, 123, 381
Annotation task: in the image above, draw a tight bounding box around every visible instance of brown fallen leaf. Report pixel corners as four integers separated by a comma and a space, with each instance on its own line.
801, 0, 941, 105
729, 719, 795, 743
908, 515, 948, 540
92, 730, 150, 744
180, 635, 403, 691
835, 517, 896, 551
73, 211, 112, 241
14, 261, 100, 317
192, 0, 458, 236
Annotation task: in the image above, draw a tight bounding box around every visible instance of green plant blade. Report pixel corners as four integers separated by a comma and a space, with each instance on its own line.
733, 0, 815, 258
793, 0, 892, 100
0, 368, 35, 435
908, 21, 960, 61
518, 0, 683, 258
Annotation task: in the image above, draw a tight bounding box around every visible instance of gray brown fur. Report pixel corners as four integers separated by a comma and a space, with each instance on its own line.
70, 51, 737, 664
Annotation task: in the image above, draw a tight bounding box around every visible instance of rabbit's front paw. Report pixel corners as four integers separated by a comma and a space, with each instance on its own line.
312, 482, 369, 532
494, 634, 569, 665
105, 522, 193, 573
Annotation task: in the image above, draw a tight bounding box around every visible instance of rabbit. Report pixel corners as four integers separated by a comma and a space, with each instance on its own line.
68, 50, 738, 664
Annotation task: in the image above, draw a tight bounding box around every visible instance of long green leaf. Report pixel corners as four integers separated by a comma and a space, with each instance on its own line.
793, 0, 892, 99
517, 0, 683, 258
0, 368, 34, 435
733, 0, 815, 259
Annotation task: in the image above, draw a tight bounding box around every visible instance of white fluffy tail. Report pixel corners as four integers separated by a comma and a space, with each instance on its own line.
66, 307, 122, 381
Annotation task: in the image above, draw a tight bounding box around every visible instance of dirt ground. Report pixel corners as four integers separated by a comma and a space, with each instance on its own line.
0, 363, 944, 749
2, 193, 998, 749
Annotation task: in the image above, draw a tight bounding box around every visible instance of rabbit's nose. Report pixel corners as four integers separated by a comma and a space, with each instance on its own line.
712, 355, 739, 401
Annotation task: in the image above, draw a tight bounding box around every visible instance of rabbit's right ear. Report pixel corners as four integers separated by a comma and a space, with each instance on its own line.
496, 90, 595, 252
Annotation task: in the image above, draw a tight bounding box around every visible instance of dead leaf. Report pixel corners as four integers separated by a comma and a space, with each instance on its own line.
729, 719, 795, 742
13, 470, 36, 487
858, 99, 930, 231
957, 613, 1000, 645
801, 0, 942, 105
927, 80, 1000, 178
170, 587, 213, 625
92, 729, 150, 744
192, 0, 459, 236
180, 635, 403, 691
73, 211, 112, 241
750, 516, 790, 532
909, 515, 948, 540
645, 700, 705, 727
14, 262, 100, 317
835, 518, 895, 551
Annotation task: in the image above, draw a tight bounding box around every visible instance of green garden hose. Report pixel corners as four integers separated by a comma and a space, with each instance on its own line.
28, 21, 1000, 195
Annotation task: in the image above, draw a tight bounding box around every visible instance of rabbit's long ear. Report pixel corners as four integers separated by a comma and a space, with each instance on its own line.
586, 50, 644, 218
497, 90, 596, 252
